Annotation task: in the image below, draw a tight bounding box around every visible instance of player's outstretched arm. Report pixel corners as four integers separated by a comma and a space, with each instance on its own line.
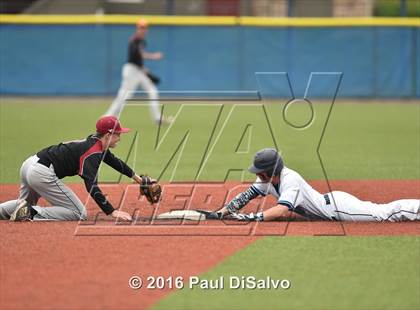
231, 204, 305, 222
111, 210, 132, 221
82, 179, 133, 221
142, 51, 163, 60
262, 204, 293, 221
217, 186, 260, 217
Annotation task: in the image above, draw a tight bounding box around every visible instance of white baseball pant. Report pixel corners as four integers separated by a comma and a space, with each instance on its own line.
326, 191, 420, 222
106, 63, 161, 122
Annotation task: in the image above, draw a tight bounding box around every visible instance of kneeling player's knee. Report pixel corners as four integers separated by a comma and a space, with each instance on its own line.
79, 206, 87, 221
72, 203, 87, 220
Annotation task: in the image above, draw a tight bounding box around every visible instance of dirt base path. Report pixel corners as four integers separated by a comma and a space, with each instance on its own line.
0, 180, 418, 309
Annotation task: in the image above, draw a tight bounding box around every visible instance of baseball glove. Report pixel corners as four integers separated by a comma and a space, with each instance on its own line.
146, 72, 161, 85
139, 175, 162, 204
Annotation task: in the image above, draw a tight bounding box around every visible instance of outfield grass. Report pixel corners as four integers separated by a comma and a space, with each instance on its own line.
0, 98, 418, 183
154, 237, 420, 310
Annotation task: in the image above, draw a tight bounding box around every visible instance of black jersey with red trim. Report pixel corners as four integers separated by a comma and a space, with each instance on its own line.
36, 135, 134, 215
128, 37, 146, 68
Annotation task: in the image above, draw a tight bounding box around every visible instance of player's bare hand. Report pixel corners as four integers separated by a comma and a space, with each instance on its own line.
111, 210, 132, 221
152, 52, 163, 60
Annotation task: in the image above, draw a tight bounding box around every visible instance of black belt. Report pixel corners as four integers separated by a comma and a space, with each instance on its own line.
324, 194, 331, 205
37, 157, 52, 168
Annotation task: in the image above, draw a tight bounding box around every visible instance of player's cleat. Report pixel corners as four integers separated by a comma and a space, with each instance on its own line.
9, 200, 33, 221
155, 116, 174, 126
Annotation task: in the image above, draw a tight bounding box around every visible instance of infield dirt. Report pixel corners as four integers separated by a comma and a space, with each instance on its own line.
0, 180, 418, 309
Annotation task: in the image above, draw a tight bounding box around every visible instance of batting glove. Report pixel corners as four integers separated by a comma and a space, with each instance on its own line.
195, 210, 224, 220
230, 212, 264, 222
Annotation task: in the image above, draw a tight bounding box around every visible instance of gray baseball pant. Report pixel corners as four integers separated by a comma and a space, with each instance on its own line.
0, 155, 87, 221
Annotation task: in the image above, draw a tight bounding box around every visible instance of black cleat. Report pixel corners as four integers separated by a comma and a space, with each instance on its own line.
155, 116, 174, 126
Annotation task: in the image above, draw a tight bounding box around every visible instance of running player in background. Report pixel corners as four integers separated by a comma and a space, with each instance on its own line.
106, 19, 173, 125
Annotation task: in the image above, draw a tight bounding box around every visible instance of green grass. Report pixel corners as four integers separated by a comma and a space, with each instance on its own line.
1, 98, 419, 310
154, 237, 420, 310
0, 98, 419, 183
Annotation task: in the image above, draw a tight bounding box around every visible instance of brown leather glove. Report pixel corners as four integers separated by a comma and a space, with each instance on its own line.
139, 175, 162, 204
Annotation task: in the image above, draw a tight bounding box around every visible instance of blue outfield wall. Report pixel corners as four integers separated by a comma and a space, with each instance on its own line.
0, 24, 418, 98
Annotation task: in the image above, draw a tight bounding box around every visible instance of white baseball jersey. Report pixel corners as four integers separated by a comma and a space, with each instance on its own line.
251, 167, 419, 222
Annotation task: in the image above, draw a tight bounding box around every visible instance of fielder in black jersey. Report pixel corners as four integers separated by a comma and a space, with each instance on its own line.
0, 116, 148, 222
105, 18, 173, 125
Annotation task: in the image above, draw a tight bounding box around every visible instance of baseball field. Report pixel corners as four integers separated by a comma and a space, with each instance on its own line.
0, 97, 419, 309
